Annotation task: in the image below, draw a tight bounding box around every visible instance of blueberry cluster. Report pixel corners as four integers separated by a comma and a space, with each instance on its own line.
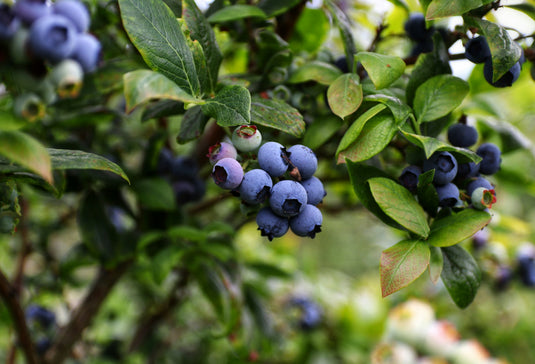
0, 0, 102, 121
209, 126, 326, 240
400, 121, 500, 212
25, 304, 56, 354
464, 35, 524, 88
158, 148, 205, 205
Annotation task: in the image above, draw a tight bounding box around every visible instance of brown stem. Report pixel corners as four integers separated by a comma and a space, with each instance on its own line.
13, 198, 31, 297
275, 0, 308, 41
128, 269, 190, 353
0, 268, 39, 364
43, 260, 132, 364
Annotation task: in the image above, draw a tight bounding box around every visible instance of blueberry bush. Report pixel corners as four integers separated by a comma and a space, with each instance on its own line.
1, 0, 535, 362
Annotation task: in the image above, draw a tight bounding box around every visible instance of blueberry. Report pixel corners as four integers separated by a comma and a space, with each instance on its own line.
334, 55, 349, 73
35, 338, 51, 354
404, 13, 433, 42
211, 158, 243, 190
0, 4, 21, 40
289, 297, 323, 330
239, 169, 273, 204
435, 183, 460, 208
299, 176, 326, 206
13, 0, 51, 25
472, 228, 489, 250
70, 33, 101, 73
494, 265, 513, 291
476, 142, 501, 175
157, 148, 174, 174
447, 123, 478, 148
484, 59, 521, 88
256, 206, 289, 241
287, 144, 318, 180
517, 244, 535, 287
399, 165, 421, 193
258, 141, 289, 177
289, 204, 322, 238
423, 151, 458, 185
466, 176, 493, 196
171, 156, 199, 180
25, 305, 55, 329
53, 0, 90, 33
471, 186, 496, 210
455, 162, 479, 181
270, 180, 308, 217
464, 36, 491, 64
410, 37, 434, 56
231, 125, 262, 152
207, 141, 237, 165
172, 178, 205, 204
29, 14, 78, 63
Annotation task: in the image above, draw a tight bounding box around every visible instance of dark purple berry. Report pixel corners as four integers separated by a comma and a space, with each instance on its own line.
404, 13, 433, 42
476, 142, 501, 175
35, 338, 51, 354
207, 141, 237, 165
239, 169, 273, 204
53, 0, 90, 33
29, 14, 77, 63
287, 144, 318, 180
399, 165, 421, 193
410, 37, 434, 56
447, 123, 478, 148
466, 177, 493, 196
172, 178, 205, 204
334, 55, 349, 73
517, 244, 535, 287
464, 36, 491, 64
256, 206, 289, 241
494, 265, 513, 291
157, 148, 174, 174
171, 156, 198, 180
289, 204, 322, 238
211, 158, 243, 190
455, 162, 479, 181
270, 180, 308, 217
484, 59, 521, 88
258, 141, 289, 177
0, 4, 20, 40
25, 305, 55, 328
289, 297, 322, 330
435, 183, 460, 208
299, 176, 326, 206
423, 151, 458, 185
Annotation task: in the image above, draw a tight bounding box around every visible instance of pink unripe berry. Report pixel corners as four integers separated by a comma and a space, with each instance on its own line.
207, 141, 237, 165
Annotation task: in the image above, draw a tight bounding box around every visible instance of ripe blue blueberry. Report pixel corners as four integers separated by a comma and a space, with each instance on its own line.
455, 162, 479, 181
171, 156, 199, 180
289, 204, 322, 238
287, 144, 318, 180
13, 0, 51, 25
239, 169, 273, 204
211, 158, 243, 190
35, 338, 51, 354
484, 59, 521, 88
464, 36, 491, 64
25, 305, 55, 329
70, 33, 101, 73
157, 148, 174, 174
270, 180, 308, 217
435, 183, 460, 208
410, 37, 434, 56
334, 55, 349, 73
53, 0, 90, 33
423, 151, 458, 185
299, 176, 326, 206
399, 165, 421, 193
466, 176, 493, 196
517, 244, 535, 287
172, 178, 205, 204
231, 125, 262, 152
256, 206, 289, 241
447, 123, 478, 148
404, 13, 432, 42
290, 297, 322, 330
476, 142, 501, 175
0, 5, 20, 40
29, 14, 78, 63
207, 141, 237, 165
258, 141, 289, 177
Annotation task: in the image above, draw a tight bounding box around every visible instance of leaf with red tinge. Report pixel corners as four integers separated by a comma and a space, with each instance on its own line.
381, 239, 430, 297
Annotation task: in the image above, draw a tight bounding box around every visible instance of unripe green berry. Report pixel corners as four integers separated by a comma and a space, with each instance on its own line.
9, 27, 30, 65
471, 186, 496, 210
49, 59, 84, 98
13, 93, 45, 122
231, 125, 262, 152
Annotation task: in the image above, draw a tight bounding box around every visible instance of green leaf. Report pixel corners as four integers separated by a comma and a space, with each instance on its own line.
414, 75, 469, 123
417, 169, 439, 217
182, 0, 222, 94
337, 112, 397, 163
201, 85, 251, 126
0, 110, 26, 131
251, 96, 305, 137
142, 100, 184, 122
464, 17, 522, 82
429, 245, 443, 284
207, 5, 267, 23
324, 0, 357, 72
426, 0, 493, 19
327, 73, 363, 119
401, 131, 482, 164
167, 225, 208, 242
119, 0, 200, 96
406, 32, 451, 106
0, 131, 52, 184
336, 104, 386, 156
258, 0, 301, 17
380, 239, 430, 297
506, 3, 535, 21
48, 148, 130, 183
195, 263, 230, 323
134, 177, 175, 211
288, 8, 329, 53
345, 161, 404, 230
123, 70, 202, 113
441, 245, 481, 308
364, 94, 412, 125
369, 177, 430, 238
177, 105, 209, 144
427, 209, 491, 247
356, 52, 406, 90
288, 61, 343, 86
246, 262, 291, 278
303, 115, 343, 149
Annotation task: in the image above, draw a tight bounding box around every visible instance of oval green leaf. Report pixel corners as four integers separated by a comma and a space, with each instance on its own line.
426, 0, 493, 19
364, 94, 412, 125
288, 61, 343, 86
327, 73, 363, 119
441, 245, 481, 308
207, 5, 267, 23
427, 209, 491, 247
201, 85, 251, 126
251, 96, 305, 137
381, 239, 430, 297
336, 104, 386, 156
369, 177, 430, 238
356, 52, 406, 90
